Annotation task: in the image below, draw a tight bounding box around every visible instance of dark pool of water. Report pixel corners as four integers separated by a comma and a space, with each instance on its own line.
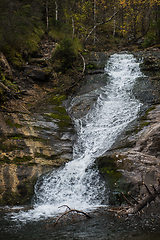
0, 206, 160, 240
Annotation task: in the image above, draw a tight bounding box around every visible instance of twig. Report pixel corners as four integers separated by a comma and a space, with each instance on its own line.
58, 205, 71, 210
121, 192, 134, 206
143, 183, 152, 195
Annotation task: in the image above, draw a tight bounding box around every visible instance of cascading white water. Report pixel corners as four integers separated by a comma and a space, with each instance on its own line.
10, 53, 143, 222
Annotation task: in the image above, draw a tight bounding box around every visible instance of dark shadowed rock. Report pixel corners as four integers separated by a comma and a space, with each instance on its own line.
27, 68, 51, 81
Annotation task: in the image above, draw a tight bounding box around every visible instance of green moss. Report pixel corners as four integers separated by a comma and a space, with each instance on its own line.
34, 152, 61, 160
32, 136, 48, 142
0, 143, 23, 152
97, 155, 122, 185
86, 63, 98, 70
5, 119, 22, 128
50, 113, 70, 121
57, 121, 72, 130
96, 154, 132, 205
0, 156, 11, 165
2, 78, 18, 92
1, 45, 25, 69
13, 156, 33, 165
53, 106, 67, 113
11, 134, 25, 140
27, 162, 37, 166
34, 152, 48, 158
48, 94, 67, 105
9, 134, 48, 142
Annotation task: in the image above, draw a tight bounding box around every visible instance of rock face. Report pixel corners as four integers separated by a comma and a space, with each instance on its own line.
0, 101, 75, 205
0, 35, 76, 205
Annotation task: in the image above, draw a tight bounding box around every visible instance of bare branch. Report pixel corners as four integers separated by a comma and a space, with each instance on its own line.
121, 192, 134, 206
143, 183, 152, 195
58, 205, 71, 210
84, 6, 125, 44
129, 195, 139, 205
79, 52, 86, 75
53, 208, 91, 226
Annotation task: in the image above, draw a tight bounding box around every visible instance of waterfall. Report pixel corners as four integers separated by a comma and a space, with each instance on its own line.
10, 53, 143, 222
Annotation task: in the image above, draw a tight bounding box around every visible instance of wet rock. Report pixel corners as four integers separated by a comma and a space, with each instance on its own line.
101, 105, 160, 202
0, 101, 75, 205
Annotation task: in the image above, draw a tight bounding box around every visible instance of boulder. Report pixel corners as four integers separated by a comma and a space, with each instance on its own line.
25, 67, 51, 81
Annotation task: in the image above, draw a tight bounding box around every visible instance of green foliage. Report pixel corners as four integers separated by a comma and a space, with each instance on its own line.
1, 45, 24, 69
49, 21, 72, 42
52, 37, 82, 72
142, 32, 156, 48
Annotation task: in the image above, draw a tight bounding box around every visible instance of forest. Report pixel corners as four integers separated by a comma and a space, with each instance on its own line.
0, 0, 160, 69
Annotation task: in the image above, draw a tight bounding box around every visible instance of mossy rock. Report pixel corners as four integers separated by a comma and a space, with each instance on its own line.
0, 156, 11, 165
96, 154, 131, 205
97, 155, 122, 185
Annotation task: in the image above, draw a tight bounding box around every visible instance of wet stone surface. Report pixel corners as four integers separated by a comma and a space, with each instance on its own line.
0, 100, 75, 205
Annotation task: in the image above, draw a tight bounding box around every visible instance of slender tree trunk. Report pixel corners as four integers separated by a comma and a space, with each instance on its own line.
46, 0, 49, 31
155, 4, 160, 42
55, 0, 58, 21
71, 15, 75, 39
93, 0, 96, 43
113, 5, 116, 37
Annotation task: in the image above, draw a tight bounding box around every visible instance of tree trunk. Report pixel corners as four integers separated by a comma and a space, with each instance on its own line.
55, 0, 58, 21
46, 0, 49, 31
113, 3, 116, 37
93, 0, 96, 43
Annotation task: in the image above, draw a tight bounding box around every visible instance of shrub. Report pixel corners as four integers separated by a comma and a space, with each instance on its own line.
52, 37, 82, 72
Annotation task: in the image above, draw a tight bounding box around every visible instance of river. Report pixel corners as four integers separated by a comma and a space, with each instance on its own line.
0, 53, 160, 239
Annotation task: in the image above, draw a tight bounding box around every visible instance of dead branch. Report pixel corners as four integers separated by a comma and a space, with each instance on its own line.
79, 52, 86, 76
53, 207, 91, 227
122, 180, 160, 215
84, 6, 125, 44
58, 205, 71, 210
129, 195, 139, 205
121, 192, 134, 206
143, 183, 152, 195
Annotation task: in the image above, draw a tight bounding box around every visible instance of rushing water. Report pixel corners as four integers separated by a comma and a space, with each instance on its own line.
1, 53, 160, 239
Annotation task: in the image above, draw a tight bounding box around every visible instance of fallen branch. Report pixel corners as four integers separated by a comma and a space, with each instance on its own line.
121, 180, 160, 214
53, 208, 91, 227
47, 205, 91, 227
